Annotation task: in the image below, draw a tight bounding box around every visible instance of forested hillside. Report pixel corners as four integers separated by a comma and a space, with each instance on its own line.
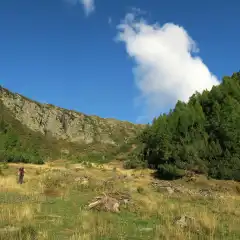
135, 72, 240, 181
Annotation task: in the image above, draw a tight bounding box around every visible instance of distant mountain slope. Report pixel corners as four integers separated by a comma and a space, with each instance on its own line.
0, 86, 144, 163
0, 87, 144, 145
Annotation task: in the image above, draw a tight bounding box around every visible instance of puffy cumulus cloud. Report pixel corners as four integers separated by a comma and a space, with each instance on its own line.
116, 13, 220, 122
64, 0, 95, 16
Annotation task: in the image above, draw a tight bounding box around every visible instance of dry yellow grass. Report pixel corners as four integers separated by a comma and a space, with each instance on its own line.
0, 161, 240, 240
0, 204, 34, 223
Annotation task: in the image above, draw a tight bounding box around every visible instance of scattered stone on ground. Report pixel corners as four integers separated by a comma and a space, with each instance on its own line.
108, 191, 131, 203
155, 185, 175, 194
151, 181, 176, 195
74, 177, 82, 182
198, 188, 213, 197
174, 215, 196, 228
74, 176, 89, 186
87, 192, 131, 213
88, 194, 121, 213
150, 180, 224, 198
116, 174, 133, 181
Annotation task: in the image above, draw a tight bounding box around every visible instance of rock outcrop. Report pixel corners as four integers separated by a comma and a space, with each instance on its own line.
0, 86, 143, 146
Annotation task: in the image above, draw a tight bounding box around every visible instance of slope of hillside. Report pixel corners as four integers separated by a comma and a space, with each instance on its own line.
134, 72, 240, 181
0, 162, 239, 239
0, 86, 144, 163
0, 87, 143, 145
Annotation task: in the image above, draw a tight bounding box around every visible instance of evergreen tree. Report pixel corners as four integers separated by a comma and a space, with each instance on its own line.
136, 72, 240, 180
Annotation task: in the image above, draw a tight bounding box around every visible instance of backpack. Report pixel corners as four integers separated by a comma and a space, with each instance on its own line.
19, 168, 24, 175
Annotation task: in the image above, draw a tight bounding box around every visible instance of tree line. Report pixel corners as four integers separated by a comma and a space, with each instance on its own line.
129, 72, 240, 181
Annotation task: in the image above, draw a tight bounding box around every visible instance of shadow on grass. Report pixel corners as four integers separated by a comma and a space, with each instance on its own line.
151, 170, 183, 181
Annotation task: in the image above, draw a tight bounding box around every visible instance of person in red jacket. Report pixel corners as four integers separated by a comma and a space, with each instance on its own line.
18, 167, 25, 184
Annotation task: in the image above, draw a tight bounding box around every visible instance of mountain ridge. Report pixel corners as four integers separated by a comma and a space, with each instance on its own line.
0, 86, 144, 147
0, 86, 141, 124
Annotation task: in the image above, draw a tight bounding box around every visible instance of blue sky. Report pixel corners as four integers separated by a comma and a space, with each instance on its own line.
0, 0, 239, 123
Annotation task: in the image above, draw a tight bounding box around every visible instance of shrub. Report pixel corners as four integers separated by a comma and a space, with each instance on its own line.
123, 159, 147, 169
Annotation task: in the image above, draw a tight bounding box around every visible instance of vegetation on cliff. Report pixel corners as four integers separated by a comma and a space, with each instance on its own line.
0, 86, 143, 146
128, 72, 240, 181
0, 94, 142, 164
0, 99, 66, 164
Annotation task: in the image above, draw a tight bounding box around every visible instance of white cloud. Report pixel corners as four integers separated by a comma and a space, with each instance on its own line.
80, 0, 95, 16
64, 0, 95, 16
116, 13, 220, 122
108, 17, 112, 25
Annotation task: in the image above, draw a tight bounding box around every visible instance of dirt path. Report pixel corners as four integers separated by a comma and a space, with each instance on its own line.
6, 160, 154, 177
7, 162, 66, 170
7, 161, 118, 171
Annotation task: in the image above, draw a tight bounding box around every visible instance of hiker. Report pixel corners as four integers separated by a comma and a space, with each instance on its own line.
18, 167, 25, 184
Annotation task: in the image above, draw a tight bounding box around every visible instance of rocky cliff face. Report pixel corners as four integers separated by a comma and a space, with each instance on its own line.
0, 86, 143, 146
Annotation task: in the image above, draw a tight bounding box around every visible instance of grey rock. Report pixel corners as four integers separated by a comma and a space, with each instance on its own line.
0, 87, 144, 145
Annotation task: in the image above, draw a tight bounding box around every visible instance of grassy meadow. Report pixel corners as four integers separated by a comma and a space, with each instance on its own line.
0, 161, 240, 240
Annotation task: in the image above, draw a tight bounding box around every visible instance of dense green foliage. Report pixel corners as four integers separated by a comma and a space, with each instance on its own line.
136, 72, 240, 180
0, 100, 65, 164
